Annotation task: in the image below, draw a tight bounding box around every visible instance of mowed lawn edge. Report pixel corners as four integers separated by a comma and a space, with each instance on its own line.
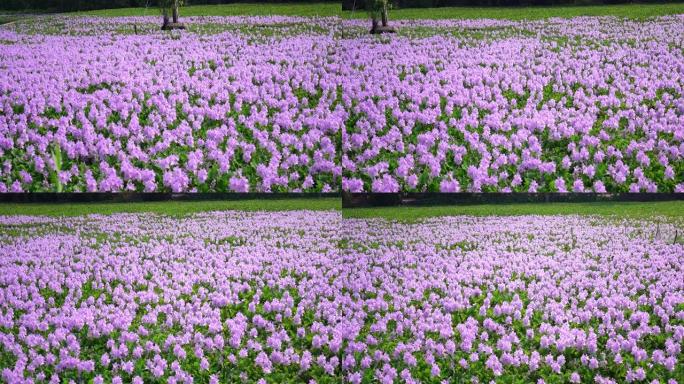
70, 3, 341, 17
343, 201, 684, 220
344, 3, 684, 20
0, 198, 341, 217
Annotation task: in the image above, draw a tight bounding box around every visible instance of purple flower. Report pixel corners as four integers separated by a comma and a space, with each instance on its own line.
229, 174, 250, 193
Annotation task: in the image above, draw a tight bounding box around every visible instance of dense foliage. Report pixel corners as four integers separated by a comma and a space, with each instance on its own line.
341, 16, 684, 192
0, 17, 341, 192
2, 15, 683, 193
1, 212, 682, 383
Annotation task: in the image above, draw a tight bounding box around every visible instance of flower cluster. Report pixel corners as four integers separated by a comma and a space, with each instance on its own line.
341, 16, 684, 192
0, 16, 341, 192
1, 212, 682, 382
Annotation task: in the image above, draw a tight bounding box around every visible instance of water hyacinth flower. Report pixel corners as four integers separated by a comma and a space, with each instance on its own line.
341, 16, 684, 192
2, 211, 681, 382
0, 16, 341, 192
3, 15, 683, 193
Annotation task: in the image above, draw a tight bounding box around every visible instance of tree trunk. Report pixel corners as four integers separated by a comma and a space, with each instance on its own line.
381, 5, 388, 27
162, 1, 185, 30
370, 3, 395, 34
172, 1, 179, 24
162, 9, 169, 28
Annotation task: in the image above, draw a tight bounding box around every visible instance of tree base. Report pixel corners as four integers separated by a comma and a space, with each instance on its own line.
161, 23, 186, 31
370, 25, 396, 34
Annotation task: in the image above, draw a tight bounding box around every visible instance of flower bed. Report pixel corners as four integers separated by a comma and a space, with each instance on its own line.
0, 16, 341, 192
341, 16, 684, 192
1, 212, 682, 383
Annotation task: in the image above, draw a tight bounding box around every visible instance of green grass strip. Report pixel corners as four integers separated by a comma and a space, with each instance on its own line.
344, 3, 684, 20
343, 201, 684, 221
0, 198, 341, 217
2, 199, 681, 219
73, 3, 340, 17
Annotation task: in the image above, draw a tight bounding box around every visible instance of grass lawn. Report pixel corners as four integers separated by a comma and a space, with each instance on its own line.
343, 201, 684, 221
344, 3, 684, 19
2, 199, 680, 220
73, 3, 340, 17
4, 2, 683, 20
0, 11, 28, 24
0, 198, 340, 217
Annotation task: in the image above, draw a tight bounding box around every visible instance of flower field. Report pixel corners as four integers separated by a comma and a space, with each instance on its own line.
1, 211, 682, 383
0, 16, 341, 192
3, 14, 684, 194
341, 16, 684, 193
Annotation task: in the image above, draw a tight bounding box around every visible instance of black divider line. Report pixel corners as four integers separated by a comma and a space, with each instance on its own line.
342, 192, 684, 208
0, 193, 340, 203
1, 192, 681, 206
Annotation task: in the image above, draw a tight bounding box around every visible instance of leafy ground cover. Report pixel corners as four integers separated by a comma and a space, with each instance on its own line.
3, 5, 684, 194
0, 16, 341, 192
1, 212, 682, 383
341, 15, 684, 192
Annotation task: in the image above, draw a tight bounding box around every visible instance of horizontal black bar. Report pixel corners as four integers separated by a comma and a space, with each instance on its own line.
2, 192, 680, 206
342, 193, 684, 208
0, 193, 340, 204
